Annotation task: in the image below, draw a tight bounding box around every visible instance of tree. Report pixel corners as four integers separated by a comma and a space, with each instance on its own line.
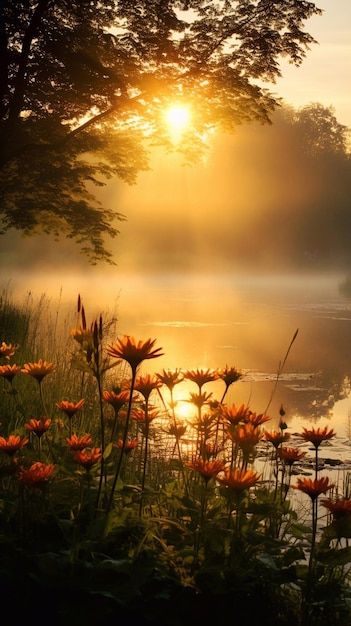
294, 103, 349, 155
0, 0, 322, 263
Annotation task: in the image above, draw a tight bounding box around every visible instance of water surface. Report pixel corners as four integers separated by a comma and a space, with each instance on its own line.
6, 271, 351, 443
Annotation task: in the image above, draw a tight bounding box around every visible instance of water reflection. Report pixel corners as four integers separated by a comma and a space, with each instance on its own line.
5, 271, 351, 441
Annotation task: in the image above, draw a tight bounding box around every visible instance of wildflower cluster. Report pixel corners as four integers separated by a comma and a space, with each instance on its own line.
0, 313, 350, 625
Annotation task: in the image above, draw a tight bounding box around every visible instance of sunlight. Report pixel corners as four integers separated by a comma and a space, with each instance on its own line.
172, 386, 196, 421
175, 401, 195, 420
164, 104, 191, 141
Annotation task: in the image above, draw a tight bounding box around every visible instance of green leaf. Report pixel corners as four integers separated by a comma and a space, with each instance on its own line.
103, 442, 113, 460
288, 522, 312, 540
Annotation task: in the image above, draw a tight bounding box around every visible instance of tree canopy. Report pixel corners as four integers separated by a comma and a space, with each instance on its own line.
0, 0, 322, 262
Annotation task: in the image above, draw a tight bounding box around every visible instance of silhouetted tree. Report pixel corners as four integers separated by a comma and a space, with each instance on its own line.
0, 0, 321, 262
295, 103, 348, 155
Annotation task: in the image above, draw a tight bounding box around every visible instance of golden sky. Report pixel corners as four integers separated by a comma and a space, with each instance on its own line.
275, 0, 351, 127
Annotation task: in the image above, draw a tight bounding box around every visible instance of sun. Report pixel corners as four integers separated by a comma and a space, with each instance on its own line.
164, 104, 191, 139
176, 401, 195, 420
172, 387, 196, 421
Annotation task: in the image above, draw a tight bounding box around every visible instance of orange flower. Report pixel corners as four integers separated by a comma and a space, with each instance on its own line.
221, 404, 251, 426
134, 374, 162, 401
216, 366, 242, 388
245, 412, 271, 429
294, 477, 333, 500
0, 341, 18, 360
183, 368, 218, 389
187, 458, 226, 483
56, 399, 85, 418
321, 498, 351, 520
116, 438, 138, 454
107, 336, 163, 372
117, 409, 128, 423
102, 390, 129, 411
300, 426, 336, 449
156, 369, 183, 390
0, 434, 29, 456
208, 400, 221, 412
19, 462, 55, 487
278, 446, 306, 466
22, 359, 55, 382
66, 434, 93, 451
164, 423, 187, 439
218, 468, 261, 494
74, 447, 102, 469
132, 408, 160, 424
264, 430, 290, 448
0, 364, 21, 383
188, 391, 213, 409
195, 412, 217, 435
230, 423, 262, 453
25, 418, 51, 438
70, 327, 93, 345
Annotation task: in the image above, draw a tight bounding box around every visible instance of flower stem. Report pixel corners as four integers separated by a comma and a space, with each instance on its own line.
309, 497, 318, 572
106, 369, 136, 514
170, 389, 189, 496
95, 370, 106, 511
139, 406, 149, 517
39, 381, 49, 416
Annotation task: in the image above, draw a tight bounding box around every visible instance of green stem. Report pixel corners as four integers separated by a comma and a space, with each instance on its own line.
110, 407, 120, 443
195, 479, 208, 561
200, 479, 208, 529
170, 389, 189, 496
309, 497, 318, 573
315, 447, 318, 480
95, 370, 106, 511
139, 404, 149, 517
273, 447, 280, 500
214, 384, 228, 448
230, 440, 235, 471
263, 329, 299, 415
39, 381, 49, 416
196, 403, 202, 458
106, 368, 136, 514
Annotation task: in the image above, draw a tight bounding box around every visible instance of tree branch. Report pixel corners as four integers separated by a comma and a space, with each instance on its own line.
8, 0, 53, 121
0, 0, 9, 118
191, 2, 275, 66
0, 91, 144, 169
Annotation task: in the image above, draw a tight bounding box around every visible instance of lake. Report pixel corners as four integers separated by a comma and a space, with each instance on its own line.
5, 270, 351, 462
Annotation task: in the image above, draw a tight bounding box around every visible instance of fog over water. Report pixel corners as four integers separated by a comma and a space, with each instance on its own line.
4, 269, 351, 447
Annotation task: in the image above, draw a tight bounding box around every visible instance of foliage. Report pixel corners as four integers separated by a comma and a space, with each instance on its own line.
0, 0, 322, 261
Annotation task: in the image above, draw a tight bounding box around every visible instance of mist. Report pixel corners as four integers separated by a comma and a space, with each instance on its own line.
1, 104, 350, 279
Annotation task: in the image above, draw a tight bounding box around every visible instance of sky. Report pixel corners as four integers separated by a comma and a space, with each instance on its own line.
1, 0, 351, 280
275, 0, 351, 128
